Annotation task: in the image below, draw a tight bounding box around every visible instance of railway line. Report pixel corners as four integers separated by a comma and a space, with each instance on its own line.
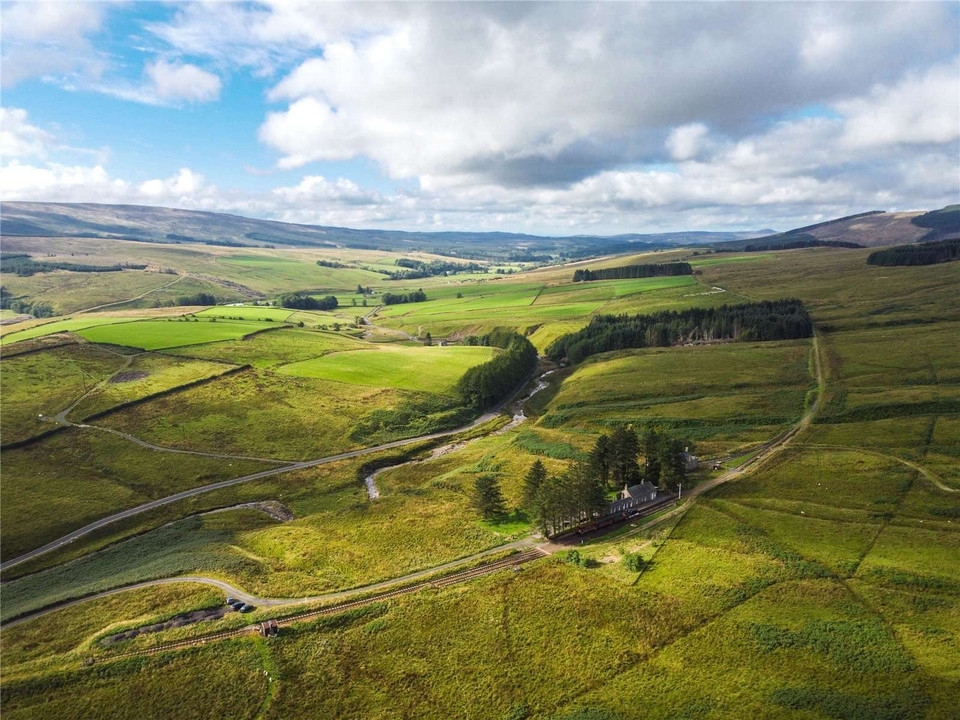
102, 548, 548, 661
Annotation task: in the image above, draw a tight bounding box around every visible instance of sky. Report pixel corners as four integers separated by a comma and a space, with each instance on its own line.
1, 1, 958, 236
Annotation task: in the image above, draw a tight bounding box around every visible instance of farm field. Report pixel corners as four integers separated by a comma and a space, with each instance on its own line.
68, 353, 238, 419
0, 315, 150, 345
76, 318, 276, 350
538, 340, 812, 457
162, 326, 365, 367
276, 343, 497, 394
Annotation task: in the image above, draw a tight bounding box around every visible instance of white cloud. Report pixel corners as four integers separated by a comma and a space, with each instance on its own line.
245, 2, 958, 186
666, 124, 709, 161
145, 61, 222, 103
0, 108, 54, 159
837, 60, 960, 148
0, 1, 107, 87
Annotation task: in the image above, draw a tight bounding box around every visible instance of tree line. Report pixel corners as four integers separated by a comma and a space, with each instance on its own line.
175, 292, 217, 306
0, 287, 54, 318
0, 253, 147, 277
742, 236, 862, 252
866, 238, 960, 266
387, 258, 486, 280
471, 426, 690, 536
547, 299, 813, 364
456, 329, 539, 409
572, 262, 692, 282
278, 293, 339, 310
381, 289, 427, 305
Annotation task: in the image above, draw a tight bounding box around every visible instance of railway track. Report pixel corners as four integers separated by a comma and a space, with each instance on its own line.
103, 549, 547, 661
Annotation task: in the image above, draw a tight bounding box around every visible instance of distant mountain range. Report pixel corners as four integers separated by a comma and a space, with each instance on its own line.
2, 202, 952, 260
0, 202, 772, 260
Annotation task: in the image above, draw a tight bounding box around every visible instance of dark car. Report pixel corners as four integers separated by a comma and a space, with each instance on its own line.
226, 597, 237, 605
239, 604, 255, 613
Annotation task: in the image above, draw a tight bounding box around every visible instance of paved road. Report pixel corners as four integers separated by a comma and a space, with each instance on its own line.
1, 368, 539, 572
2, 539, 546, 629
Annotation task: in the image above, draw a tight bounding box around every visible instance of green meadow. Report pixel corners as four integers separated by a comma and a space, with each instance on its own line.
276, 344, 497, 394
76, 318, 274, 350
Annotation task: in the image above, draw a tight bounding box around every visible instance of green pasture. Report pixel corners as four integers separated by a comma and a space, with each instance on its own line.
76, 318, 271, 350
162, 326, 365, 368
0, 315, 147, 345
276, 344, 497, 394
194, 305, 296, 322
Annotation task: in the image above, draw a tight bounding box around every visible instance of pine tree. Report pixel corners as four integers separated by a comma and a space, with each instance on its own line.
471, 475, 507, 519
641, 428, 661, 485
589, 434, 612, 488
610, 426, 640, 488
522, 460, 547, 512
657, 438, 687, 491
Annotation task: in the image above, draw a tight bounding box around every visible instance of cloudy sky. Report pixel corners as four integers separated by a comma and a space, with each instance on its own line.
2, 1, 958, 235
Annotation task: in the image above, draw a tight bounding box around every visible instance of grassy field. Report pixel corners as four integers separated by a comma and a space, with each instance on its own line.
162, 326, 365, 367
76, 318, 277, 350
538, 340, 812, 457
69, 353, 237, 419
93, 367, 412, 460
0, 428, 265, 562
0, 315, 149, 345
0, 344, 126, 443
276, 344, 497, 394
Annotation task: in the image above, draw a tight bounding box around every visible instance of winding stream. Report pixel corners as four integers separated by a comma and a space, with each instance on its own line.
363, 368, 557, 499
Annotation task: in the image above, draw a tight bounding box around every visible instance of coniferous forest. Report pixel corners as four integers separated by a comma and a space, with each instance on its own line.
456, 329, 539, 409
572, 262, 692, 282
547, 299, 813, 363
866, 237, 960, 266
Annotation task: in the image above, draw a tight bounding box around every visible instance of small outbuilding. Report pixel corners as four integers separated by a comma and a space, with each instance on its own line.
681, 447, 699, 472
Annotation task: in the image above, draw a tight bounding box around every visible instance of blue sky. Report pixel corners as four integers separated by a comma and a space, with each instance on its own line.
2, 1, 958, 235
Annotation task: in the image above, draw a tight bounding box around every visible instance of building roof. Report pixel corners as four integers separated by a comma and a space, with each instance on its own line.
622, 481, 658, 500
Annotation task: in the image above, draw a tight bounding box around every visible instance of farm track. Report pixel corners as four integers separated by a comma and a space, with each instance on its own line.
99, 549, 549, 660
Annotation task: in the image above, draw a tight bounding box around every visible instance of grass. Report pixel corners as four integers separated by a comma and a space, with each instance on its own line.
76, 317, 275, 350
162, 326, 365, 367
0, 315, 150, 345
0, 428, 265, 562
70, 353, 237, 419
93, 368, 414, 461
276, 344, 497, 394
0, 344, 126, 443
538, 340, 811, 456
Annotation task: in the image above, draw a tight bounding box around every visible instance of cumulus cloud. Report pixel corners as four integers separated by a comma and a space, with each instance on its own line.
0, 1, 107, 87
666, 124, 709, 161
145, 61, 222, 103
837, 60, 960, 148
243, 2, 958, 186
0, 108, 54, 159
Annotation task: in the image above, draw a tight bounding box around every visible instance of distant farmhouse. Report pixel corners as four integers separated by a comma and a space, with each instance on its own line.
681, 447, 699, 472
608, 481, 659, 515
